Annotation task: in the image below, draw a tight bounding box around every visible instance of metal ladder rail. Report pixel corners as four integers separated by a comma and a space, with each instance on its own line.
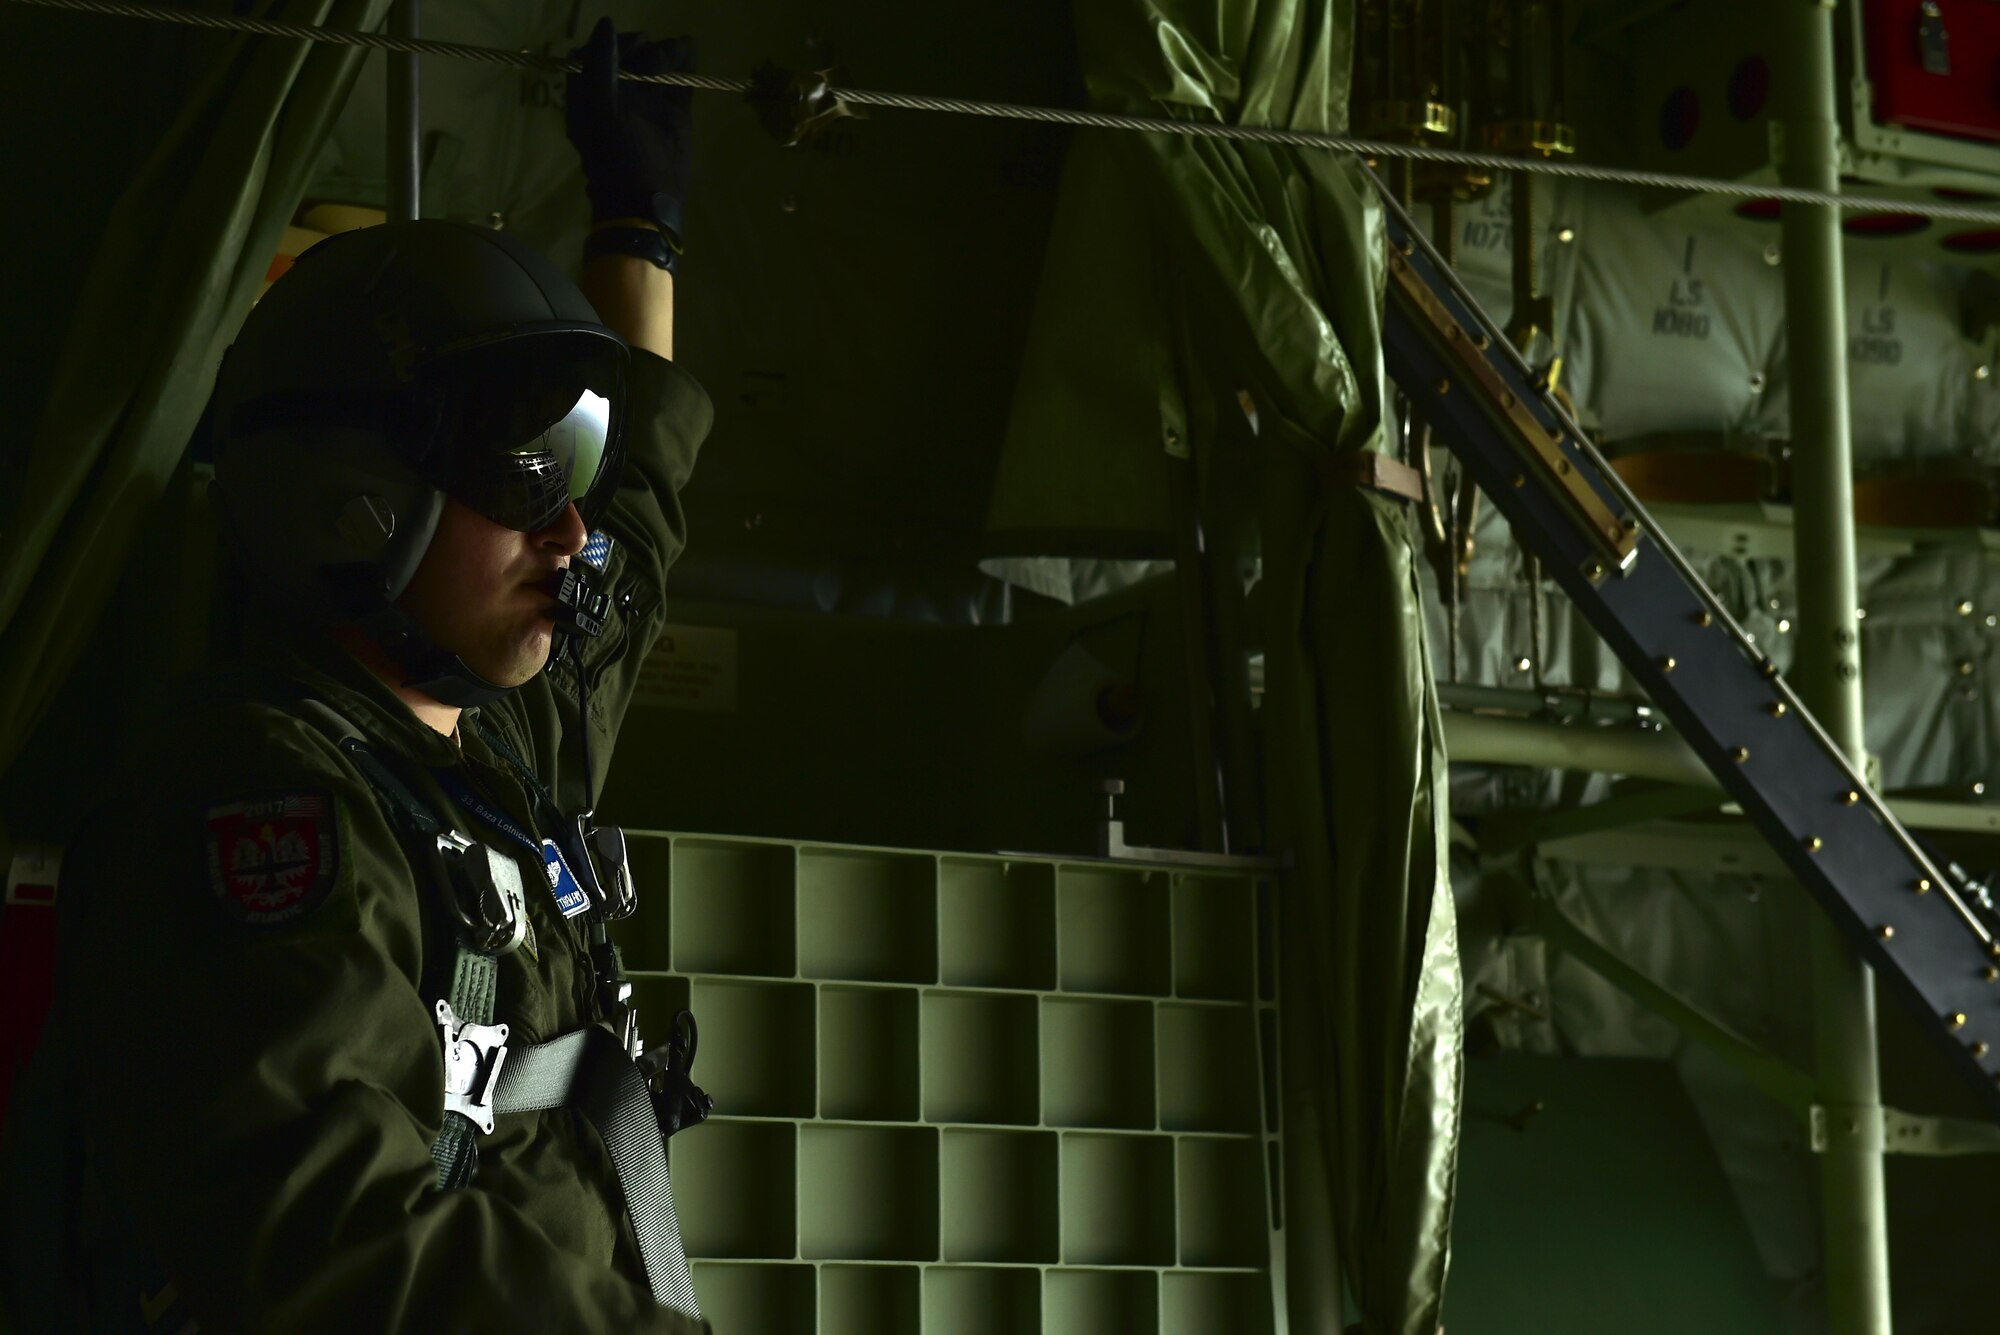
1372, 176, 2000, 1121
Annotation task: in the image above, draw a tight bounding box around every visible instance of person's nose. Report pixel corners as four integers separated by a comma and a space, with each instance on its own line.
537, 502, 589, 558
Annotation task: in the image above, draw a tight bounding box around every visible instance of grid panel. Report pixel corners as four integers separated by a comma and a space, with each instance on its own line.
623, 838, 1283, 1334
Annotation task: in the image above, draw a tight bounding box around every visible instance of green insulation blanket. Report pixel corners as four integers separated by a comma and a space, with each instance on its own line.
995, 2, 1463, 1329
0, 0, 392, 778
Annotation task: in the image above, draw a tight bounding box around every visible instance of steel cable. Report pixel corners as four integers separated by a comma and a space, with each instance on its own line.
20, 0, 2000, 227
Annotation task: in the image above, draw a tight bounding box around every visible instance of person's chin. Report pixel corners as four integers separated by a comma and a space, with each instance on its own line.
467, 632, 552, 690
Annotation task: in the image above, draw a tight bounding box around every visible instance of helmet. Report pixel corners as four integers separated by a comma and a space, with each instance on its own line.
206, 220, 631, 705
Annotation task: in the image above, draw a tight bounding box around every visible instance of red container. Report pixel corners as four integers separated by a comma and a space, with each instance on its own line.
1864, 0, 2000, 143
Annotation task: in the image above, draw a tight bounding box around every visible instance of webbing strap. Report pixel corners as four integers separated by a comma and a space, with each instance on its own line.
491, 1027, 595, 1113
483, 1024, 699, 1318
578, 1033, 701, 1319
430, 947, 500, 1190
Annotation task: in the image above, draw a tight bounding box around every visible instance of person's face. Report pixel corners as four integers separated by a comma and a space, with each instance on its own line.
395, 496, 590, 688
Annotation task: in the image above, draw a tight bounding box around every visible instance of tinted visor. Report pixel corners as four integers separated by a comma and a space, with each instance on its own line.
429, 337, 627, 532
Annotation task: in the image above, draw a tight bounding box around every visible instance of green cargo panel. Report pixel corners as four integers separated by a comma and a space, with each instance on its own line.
623, 832, 1283, 1335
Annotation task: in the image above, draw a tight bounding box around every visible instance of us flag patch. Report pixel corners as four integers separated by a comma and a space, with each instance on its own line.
204, 791, 342, 927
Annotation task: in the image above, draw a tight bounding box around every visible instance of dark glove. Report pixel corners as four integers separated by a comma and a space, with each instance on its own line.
566, 16, 695, 247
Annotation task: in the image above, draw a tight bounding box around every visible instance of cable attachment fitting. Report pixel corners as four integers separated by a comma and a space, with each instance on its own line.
747, 61, 861, 147
638, 1009, 715, 1139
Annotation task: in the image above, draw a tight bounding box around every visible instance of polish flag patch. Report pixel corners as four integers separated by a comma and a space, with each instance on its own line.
204, 791, 342, 927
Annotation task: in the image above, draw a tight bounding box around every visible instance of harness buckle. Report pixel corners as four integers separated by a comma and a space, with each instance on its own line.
435, 828, 528, 956
581, 820, 638, 921
436, 1000, 510, 1135
638, 1008, 714, 1140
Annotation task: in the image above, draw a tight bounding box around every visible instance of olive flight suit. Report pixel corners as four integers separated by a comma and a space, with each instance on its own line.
52, 348, 714, 1333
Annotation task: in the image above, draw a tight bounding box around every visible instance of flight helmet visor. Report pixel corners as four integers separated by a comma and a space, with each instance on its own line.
427, 334, 628, 533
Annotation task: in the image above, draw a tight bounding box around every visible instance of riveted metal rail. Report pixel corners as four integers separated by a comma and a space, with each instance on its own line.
1372, 179, 2000, 1121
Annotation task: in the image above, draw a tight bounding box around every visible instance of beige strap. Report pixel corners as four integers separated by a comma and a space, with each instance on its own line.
1316, 452, 1426, 505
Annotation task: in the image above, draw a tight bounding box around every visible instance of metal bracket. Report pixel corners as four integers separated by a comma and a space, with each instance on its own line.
1095, 779, 1287, 872
1918, 1, 1951, 75
1812, 1104, 2000, 1156
1384, 239, 1638, 579
436, 1000, 510, 1135
1809, 1103, 1885, 1155
435, 829, 528, 958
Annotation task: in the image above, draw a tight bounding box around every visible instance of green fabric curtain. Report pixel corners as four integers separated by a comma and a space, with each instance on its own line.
994, 3, 1463, 1329
0, 0, 391, 784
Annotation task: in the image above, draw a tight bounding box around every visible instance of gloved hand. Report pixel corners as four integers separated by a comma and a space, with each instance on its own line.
566, 16, 695, 248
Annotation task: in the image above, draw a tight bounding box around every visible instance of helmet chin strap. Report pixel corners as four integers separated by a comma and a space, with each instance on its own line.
353, 601, 520, 709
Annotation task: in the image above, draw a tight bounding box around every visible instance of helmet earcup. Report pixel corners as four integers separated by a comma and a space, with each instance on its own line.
211, 424, 445, 622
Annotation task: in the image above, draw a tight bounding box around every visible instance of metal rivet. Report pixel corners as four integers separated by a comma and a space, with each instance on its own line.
1976, 1042, 1991, 1058
1390, 252, 1406, 269
1732, 746, 1751, 762
1475, 333, 1491, 350
1991, 942, 2000, 959
1660, 656, 1677, 672
1952, 1012, 1969, 1028
1979, 364, 1993, 381
1763, 242, 1782, 266
1501, 391, 1516, 407
1436, 378, 1451, 395
1842, 790, 1859, 805
1515, 656, 1533, 673
1697, 611, 1715, 628
1557, 225, 1576, 243
1879, 925, 1896, 940
1983, 966, 1999, 983
1557, 459, 1571, 475
1915, 878, 1932, 894
1777, 618, 1792, 634
1762, 662, 1781, 680
1399, 238, 1417, 256
1770, 701, 1789, 718
1805, 836, 1824, 852
1584, 559, 1606, 581
1510, 473, 1526, 488
1959, 659, 1977, 676
1960, 600, 1976, 616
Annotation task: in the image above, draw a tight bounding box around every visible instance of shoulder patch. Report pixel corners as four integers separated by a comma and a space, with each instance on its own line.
579, 529, 617, 572
203, 790, 345, 927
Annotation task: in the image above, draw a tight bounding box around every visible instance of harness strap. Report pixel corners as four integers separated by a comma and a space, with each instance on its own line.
568, 1030, 702, 1318
257, 683, 507, 1189
272, 678, 699, 1318
430, 950, 500, 1190
490, 1026, 596, 1112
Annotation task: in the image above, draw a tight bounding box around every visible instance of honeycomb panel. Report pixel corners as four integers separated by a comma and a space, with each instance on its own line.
632, 835, 1282, 1334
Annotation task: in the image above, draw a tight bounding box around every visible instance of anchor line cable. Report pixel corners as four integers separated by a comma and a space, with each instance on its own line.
20, 0, 2000, 227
